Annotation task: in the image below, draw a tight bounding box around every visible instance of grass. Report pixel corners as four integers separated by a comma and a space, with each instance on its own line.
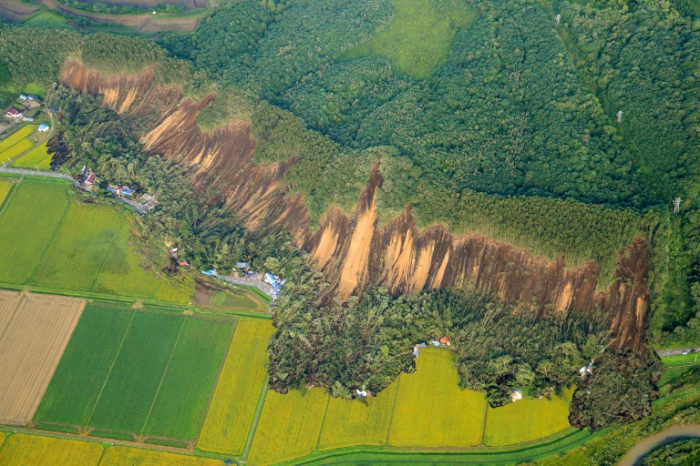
142, 315, 237, 443
0, 139, 33, 164
21, 84, 46, 99
248, 388, 329, 466
209, 290, 259, 310
88, 310, 184, 437
0, 125, 35, 156
12, 141, 52, 169
318, 381, 398, 451
98, 446, 222, 466
32, 302, 134, 428
22, 10, 70, 28
484, 387, 575, 446
388, 348, 487, 447
662, 353, 700, 367
32, 201, 124, 291
0, 433, 103, 466
197, 318, 276, 455
0, 179, 70, 284
341, 0, 476, 78
0, 180, 13, 208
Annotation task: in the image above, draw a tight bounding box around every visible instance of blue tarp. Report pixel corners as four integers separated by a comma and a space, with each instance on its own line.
202, 269, 218, 277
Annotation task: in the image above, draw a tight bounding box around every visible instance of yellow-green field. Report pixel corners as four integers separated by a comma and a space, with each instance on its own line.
0, 432, 4, 449
12, 141, 52, 169
99, 446, 222, 466
0, 434, 103, 466
0, 125, 35, 154
318, 380, 398, 450
0, 180, 13, 207
248, 388, 329, 466
388, 348, 487, 447
484, 387, 574, 446
197, 318, 276, 455
0, 139, 33, 164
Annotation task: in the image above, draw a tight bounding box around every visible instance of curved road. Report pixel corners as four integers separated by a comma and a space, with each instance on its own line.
618, 424, 700, 466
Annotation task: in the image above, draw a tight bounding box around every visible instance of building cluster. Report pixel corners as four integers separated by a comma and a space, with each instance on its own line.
4, 94, 42, 123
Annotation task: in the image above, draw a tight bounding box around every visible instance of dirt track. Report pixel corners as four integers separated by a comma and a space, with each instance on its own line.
0, 0, 39, 22
0, 294, 85, 426
34, 0, 198, 31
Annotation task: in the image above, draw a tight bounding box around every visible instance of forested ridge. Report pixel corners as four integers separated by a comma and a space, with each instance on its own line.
2, 0, 700, 432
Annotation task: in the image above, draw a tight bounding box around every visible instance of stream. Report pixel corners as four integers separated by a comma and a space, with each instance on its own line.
618, 424, 700, 466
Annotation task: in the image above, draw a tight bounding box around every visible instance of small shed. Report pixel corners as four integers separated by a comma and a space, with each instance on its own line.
38, 123, 50, 132
510, 390, 523, 402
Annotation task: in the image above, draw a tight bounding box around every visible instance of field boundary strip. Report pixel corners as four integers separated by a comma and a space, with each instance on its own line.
0, 177, 21, 222
137, 314, 188, 441
384, 376, 401, 446
314, 396, 331, 451
84, 309, 137, 432
89, 213, 126, 294
240, 374, 270, 463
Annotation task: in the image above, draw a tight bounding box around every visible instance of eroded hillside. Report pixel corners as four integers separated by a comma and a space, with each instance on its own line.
60, 61, 651, 352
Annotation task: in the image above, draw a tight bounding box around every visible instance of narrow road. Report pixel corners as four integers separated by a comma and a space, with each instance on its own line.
618, 424, 700, 466
0, 166, 78, 184
219, 275, 276, 298
657, 347, 700, 357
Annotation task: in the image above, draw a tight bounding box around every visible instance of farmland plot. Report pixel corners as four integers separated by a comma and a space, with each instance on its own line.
248, 389, 329, 466
318, 380, 398, 450
198, 318, 275, 455
388, 348, 487, 447
12, 141, 52, 169
0, 179, 13, 207
0, 180, 70, 284
88, 310, 184, 437
33, 303, 135, 429
0, 125, 35, 155
0, 138, 32, 163
142, 316, 236, 444
99, 446, 222, 466
484, 387, 574, 446
32, 201, 124, 291
0, 434, 102, 466
0, 294, 85, 425
0, 290, 21, 337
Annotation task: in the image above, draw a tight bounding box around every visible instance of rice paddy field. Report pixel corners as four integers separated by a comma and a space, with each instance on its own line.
341, 0, 476, 78
98, 446, 222, 466
11, 141, 52, 169
198, 318, 276, 455
0, 434, 103, 466
0, 125, 35, 164
248, 388, 329, 466
0, 177, 191, 302
0, 179, 13, 207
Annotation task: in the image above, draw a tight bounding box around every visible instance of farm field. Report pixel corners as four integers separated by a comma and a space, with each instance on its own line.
0, 179, 13, 207
32, 201, 124, 291
484, 387, 575, 446
141, 315, 237, 445
342, 0, 476, 78
0, 179, 70, 284
88, 310, 184, 438
198, 317, 276, 455
33, 302, 135, 430
662, 352, 700, 367
99, 446, 222, 466
0, 138, 32, 164
318, 380, 398, 451
12, 140, 52, 168
0, 434, 102, 466
0, 125, 35, 156
0, 294, 85, 425
248, 388, 329, 466
387, 348, 487, 447
0, 290, 21, 337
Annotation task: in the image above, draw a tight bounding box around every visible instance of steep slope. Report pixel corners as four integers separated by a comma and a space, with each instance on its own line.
60, 61, 651, 351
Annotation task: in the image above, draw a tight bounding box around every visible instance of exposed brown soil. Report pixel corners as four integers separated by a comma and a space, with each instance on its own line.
0, 290, 21, 339
0, 294, 85, 426
35, 0, 198, 31
0, 0, 39, 22
59, 61, 653, 351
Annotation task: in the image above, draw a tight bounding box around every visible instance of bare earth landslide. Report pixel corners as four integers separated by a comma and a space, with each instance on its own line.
0, 294, 85, 426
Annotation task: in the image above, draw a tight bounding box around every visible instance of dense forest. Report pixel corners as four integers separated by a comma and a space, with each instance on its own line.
2, 0, 700, 433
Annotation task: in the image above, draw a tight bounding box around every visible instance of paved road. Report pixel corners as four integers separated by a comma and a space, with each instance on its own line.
619, 424, 700, 466
219, 275, 275, 297
0, 166, 78, 183
657, 347, 700, 357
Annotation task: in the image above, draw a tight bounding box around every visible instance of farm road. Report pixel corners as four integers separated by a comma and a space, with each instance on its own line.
657, 347, 700, 357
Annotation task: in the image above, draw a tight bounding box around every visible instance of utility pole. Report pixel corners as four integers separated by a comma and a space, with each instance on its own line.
674, 197, 682, 214
555, 14, 561, 26
617, 110, 623, 123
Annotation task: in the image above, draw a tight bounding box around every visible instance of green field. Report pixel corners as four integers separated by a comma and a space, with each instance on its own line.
33, 302, 135, 429
0, 138, 33, 164
198, 318, 276, 455
484, 387, 574, 446
22, 10, 70, 28
142, 316, 236, 444
0, 179, 70, 284
662, 352, 700, 367
0, 125, 35, 156
0, 179, 13, 207
342, 0, 476, 78
248, 388, 329, 466
88, 310, 184, 437
12, 141, 52, 169
318, 380, 398, 451
32, 202, 124, 291
388, 348, 487, 447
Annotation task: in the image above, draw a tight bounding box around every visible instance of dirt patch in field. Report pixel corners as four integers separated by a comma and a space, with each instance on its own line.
0, 0, 39, 22
34, 0, 198, 31
0, 294, 85, 425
